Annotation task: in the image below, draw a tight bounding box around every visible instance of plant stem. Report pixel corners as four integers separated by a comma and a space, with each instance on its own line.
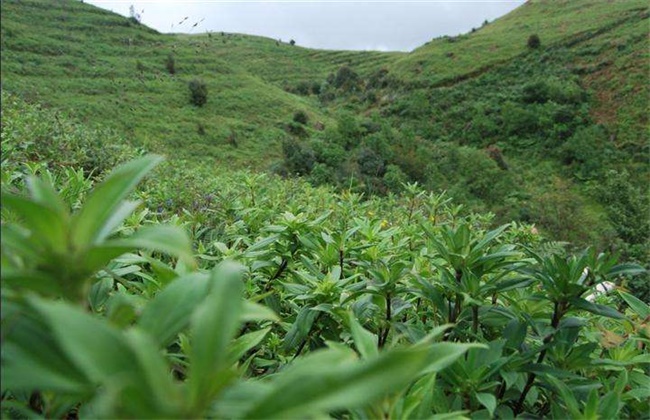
416, 298, 428, 324
292, 312, 322, 361
514, 301, 564, 415
447, 294, 462, 325
265, 258, 288, 292
379, 293, 392, 348
472, 304, 479, 335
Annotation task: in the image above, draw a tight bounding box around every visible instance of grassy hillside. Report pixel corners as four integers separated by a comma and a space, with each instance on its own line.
0, 0, 402, 169
389, 0, 648, 85
0, 0, 339, 167
1, 0, 648, 256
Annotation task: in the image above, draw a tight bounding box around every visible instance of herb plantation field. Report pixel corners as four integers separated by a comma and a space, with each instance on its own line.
1, 94, 648, 419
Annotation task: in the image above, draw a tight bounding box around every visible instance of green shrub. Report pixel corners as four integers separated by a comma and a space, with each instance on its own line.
311, 138, 345, 168
560, 125, 611, 179
383, 164, 408, 192
0, 92, 137, 178
293, 110, 309, 125
286, 121, 307, 137
527, 34, 541, 49
165, 53, 176, 75
188, 78, 208, 107
294, 81, 311, 95
337, 114, 363, 149
332, 65, 361, 92
357, 147, 385, 177
308, 163, 335, 185
282, 138, 315, 175
367, 68, 391, 89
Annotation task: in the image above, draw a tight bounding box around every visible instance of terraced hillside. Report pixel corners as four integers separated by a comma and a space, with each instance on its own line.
0, 0, 406, 168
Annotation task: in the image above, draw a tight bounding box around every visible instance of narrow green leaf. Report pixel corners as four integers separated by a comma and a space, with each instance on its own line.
414, 373, 438, 420
569, 297, 624, 319
188, 262, 245, 412
1, 194, 67, 253
584, 388, 599, 419
28, 297, 135, 383
417, 342, 487, 375
618, 291, 650, 318
348, 312, 378, 359
228, 327, 271, 365
106, 225, 195, 267
471, 224, 509, 256
93, 200, 142, 245
1, 224, 43, 263
88, 278, 113, 312
138, 273, 209, 348
417, 324, 454, 344
1, 268, 62, 297
599, 391, 621, 420
26, 176, 68, 220
241, 300, 280, 322
243, 346, 430, 419
607, 263, 646, 278
245, 234, 279, 254
430, 412, 470, 420
545, 376, 581, 418
71, 155, 163, 248
121, 329, 181, 417
283, 307, 319, 352
1, 310, 90, 394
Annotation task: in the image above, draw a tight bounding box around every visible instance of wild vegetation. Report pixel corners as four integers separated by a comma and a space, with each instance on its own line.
1, 97, 648, 418
1, 0, 649, 418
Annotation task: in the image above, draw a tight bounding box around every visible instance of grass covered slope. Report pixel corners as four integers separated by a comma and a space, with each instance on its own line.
0, 0, 342, 167
0, 0, 400, 168
389, 0, 648, 86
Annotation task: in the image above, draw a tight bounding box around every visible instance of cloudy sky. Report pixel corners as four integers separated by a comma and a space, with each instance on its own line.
86, 1, 525, 52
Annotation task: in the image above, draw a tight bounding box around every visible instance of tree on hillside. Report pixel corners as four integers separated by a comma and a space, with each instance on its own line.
128, 5, 142, 24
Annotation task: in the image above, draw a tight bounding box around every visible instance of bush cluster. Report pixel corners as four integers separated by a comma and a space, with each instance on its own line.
188, 78, 208, 107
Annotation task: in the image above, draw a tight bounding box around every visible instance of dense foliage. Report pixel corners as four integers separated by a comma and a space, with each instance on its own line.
277, 35, 649, 296
1, 97, 648, 419
1, 1, 648, 417
1, 0, 647, 269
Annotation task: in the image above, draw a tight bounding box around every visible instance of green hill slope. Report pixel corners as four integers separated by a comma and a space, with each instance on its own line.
1, 0, 648, 256
0, 0, 345, 167
389, 0, 648, 85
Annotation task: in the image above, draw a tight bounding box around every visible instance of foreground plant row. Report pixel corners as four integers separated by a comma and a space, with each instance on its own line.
1, 153, 648, 419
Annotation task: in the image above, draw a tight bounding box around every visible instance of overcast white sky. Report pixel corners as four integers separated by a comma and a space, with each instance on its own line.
86, 1, 526, 52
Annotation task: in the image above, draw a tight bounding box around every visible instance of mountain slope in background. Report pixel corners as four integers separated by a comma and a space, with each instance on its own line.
1, 0, 648, 255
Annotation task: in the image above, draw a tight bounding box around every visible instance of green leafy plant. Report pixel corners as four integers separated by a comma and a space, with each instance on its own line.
1, 155, 193, 303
